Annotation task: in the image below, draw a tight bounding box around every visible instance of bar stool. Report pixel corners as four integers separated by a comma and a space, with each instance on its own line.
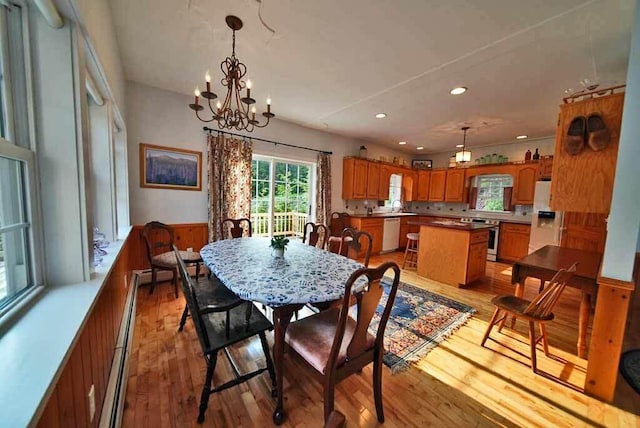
402, 233, 419, 269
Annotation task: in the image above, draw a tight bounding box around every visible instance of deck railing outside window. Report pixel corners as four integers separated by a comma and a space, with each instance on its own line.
250, 212, 308, 237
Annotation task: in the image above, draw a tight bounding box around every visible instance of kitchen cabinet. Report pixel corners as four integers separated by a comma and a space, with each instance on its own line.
551, 92, 624, 213
416, 170, 430, 201
350, 217, 384, 256
445, 169, 466, 202
561, 212, 607, 253
512, 164, 538, 205
498, 222, 531, 262
378, 164, 392, 200
468, 241, 489, 283
342, 158, 369, 199
402, 171, 416, 202
537, 157, 553, 181
428, 169, 447, 201
366, 162, 380, 199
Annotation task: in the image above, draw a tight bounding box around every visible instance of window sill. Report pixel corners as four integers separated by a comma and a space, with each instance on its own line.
0, 227, 132, 427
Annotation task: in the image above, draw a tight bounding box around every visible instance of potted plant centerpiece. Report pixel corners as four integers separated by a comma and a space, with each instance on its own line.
270, 235, 290, 258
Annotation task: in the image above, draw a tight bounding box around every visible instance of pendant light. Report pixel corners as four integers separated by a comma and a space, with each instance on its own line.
455, 126, 472, 163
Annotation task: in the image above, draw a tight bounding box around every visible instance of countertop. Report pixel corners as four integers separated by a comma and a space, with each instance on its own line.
408, 220, 495, 231
348, 211, 531, 224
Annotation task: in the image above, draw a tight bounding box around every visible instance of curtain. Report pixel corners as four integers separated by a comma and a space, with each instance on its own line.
207, 133, 253, 241
315, 152, 332, 227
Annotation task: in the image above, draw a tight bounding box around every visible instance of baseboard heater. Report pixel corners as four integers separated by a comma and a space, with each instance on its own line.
99, 272, 140, 428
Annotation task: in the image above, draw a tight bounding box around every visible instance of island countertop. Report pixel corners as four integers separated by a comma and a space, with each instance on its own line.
408, 220, 495, 231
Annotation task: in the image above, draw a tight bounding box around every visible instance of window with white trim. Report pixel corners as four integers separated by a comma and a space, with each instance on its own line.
0, 1, 40, 310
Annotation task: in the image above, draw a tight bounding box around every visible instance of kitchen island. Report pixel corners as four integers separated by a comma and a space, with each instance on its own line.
409, 220, 493, 287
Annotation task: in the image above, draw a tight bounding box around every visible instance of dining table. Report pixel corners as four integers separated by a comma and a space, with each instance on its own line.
200, 237, 365, 425
511, 245, 603, 358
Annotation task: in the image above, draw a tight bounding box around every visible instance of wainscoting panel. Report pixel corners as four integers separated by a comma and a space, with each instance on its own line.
36, 234, 134, 427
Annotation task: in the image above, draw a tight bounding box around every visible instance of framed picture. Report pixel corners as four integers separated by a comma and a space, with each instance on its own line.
140, 143, 202, 191
412, 159, 432, 169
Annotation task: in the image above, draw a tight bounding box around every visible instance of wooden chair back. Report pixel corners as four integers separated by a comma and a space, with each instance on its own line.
329, 212, 350, 237
328, 262, 400, 371
174, 246, 210, 351
221, 218, 252, 239
142, 221, 174, 263
302, 222, 329, 249
338, 227, 373, 267
524, 262, 578, 319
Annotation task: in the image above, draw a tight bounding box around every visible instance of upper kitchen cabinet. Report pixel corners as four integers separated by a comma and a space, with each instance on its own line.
342, 157, 369, 199
416, 170, 431, 201
537, 156, 553, 180
551, 92, 624, 213
428, 169, 447, 201
402, 170, 416, 202
378, 164, 392, 201
445, 169, 466, 202
512, 164, 538, 205
366, 162, 380, 199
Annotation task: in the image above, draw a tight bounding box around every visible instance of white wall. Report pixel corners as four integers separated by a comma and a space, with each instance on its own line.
423, 137, 556, 168
126, 81, 405, 225
602, 4, 640, 281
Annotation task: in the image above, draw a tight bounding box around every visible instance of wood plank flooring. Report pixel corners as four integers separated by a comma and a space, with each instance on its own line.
122, 252, 640, 427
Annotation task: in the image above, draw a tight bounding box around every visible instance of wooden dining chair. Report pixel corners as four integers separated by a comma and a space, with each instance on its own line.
327, 212, 351, 253
284, 261, 401, 425
480, 262, 578, 373
221, 217, 252, 239
174, 247, 276, 424
302, 222, 329, 249
142, 221, 203, 298
338, 227, 373, 267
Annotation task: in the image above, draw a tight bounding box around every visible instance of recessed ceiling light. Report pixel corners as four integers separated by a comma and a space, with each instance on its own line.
375, 113, 387, 119
398, 141, 406, 145
516, 135, 528, 140
456, 144, 464, 148
450, 86, 467, 95
416, 146, 424, 150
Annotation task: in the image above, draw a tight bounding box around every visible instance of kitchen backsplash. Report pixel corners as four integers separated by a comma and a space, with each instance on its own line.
344, 199, 532, 222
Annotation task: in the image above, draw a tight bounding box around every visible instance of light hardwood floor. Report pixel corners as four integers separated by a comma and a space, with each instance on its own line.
122, 251, 640, 427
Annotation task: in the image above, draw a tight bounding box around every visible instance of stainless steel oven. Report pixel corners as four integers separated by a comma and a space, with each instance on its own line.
461, 218, 500, 261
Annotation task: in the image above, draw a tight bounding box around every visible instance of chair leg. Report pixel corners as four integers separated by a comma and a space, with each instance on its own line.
481, 307, 501, 347
528, 321, 538, 373
323, 378, 336, 424
197, 353, 218, 424
539, 322, 550, 356
173, 268, 179, 299
373, 349, 385, 423
258, 331, 277, 394
150, 268, 157, 295
178, 304, 189, 332
402, 241, 411, 269
245, 301, 253, 331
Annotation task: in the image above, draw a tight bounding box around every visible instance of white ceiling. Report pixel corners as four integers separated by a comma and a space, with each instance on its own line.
109, 0, 635, 153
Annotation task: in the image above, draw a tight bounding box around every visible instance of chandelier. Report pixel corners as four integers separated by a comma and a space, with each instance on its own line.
455, 126, 472, 163
189, 15, 274, 132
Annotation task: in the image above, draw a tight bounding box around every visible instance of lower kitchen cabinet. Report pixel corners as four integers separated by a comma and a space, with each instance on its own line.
350, 217, 384, 256
498, 222, 531, 262
468, 241, 489, 284
399, 217, 419, 249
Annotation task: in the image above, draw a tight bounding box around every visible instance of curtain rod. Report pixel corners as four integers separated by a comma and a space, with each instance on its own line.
203, 127, 333, 155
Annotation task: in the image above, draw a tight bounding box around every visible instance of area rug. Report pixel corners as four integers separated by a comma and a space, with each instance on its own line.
619, 349, 640, 394
366, 279, 476, 373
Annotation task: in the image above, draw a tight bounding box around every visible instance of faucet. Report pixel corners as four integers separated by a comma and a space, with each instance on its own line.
391, 200, 403, 213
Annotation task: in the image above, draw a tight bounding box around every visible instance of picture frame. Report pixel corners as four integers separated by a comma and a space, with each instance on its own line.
140, 143, 202, 191
411, 159, 432, 169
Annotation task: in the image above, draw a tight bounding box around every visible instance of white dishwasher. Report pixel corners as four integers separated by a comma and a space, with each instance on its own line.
382, 217, 401, 253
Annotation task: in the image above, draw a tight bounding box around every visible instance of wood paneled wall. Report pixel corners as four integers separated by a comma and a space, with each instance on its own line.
128, 223, 209, 270
37, 233, 134, 427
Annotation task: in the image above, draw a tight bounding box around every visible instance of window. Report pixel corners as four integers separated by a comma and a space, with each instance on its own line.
474, 175, 513, 212
0, 1, 40, 310
384, 174, 402, 207
251, 156, 314, 237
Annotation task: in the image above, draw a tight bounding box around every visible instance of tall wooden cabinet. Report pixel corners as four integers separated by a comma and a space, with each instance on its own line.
551, 92, 624, 213
445, 169, 466, 202
512, 164, 538, 205
428, 170, 447, 201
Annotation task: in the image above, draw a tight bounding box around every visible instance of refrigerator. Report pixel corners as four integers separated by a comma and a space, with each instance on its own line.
528, 181, 564, 254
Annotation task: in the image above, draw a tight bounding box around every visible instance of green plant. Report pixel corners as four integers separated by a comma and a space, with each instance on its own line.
269, 235, 290, 250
